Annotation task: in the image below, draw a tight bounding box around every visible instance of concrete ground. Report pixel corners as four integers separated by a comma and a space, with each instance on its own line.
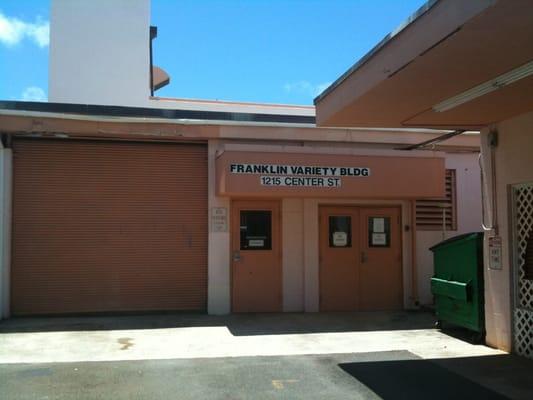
1, 311, 532, 399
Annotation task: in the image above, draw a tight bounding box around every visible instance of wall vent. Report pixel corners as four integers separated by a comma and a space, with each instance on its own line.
416, 169, 457, 231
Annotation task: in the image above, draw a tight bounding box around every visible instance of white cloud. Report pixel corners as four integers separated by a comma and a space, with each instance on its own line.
283, 80, 332, 97
21, 86, 47, 102
0, 11, 49, 47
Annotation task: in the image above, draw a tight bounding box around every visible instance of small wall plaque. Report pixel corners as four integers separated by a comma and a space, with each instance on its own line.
211, 207, 228, 232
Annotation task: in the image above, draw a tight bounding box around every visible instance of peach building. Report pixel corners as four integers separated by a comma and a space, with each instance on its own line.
314, 0, 533, 358
0, 102, 481, 318
0, 0, 482, 336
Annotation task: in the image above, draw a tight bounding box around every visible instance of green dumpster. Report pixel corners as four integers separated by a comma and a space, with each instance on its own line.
430, 232, 484, 335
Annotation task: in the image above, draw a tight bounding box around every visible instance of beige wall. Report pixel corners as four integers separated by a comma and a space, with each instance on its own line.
282, 199, 305, 311
481, 110, 533, 352
416, 153, 482, 306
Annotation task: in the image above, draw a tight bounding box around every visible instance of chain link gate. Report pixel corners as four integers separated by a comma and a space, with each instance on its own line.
512, 183, 533, 358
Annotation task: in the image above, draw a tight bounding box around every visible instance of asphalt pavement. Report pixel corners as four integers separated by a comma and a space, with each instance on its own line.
0, 351, 517, 400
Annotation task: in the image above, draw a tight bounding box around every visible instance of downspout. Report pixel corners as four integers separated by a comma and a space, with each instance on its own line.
479, 129, 498, 234
411, 200, 419, 306
479, 153, 492, 231
149, 26, 158, 97
490, 137, 499, 235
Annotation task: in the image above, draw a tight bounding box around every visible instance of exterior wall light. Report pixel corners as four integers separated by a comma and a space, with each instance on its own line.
433, 60, 533, 113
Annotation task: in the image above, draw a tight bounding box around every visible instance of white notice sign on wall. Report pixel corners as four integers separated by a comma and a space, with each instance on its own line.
488, 236, 502, 270
332, 231, 348, 247
211, 207, 228, 232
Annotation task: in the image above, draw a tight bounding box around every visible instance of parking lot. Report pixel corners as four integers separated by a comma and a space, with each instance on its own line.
1, 312, 532, 399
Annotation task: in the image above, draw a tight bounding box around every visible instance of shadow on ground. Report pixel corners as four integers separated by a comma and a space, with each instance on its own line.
339, 357, 508, 399
339, 353, 533, 400
0, 311, 436, 335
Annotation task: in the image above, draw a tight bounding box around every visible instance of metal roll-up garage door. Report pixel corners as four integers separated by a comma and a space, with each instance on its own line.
11, 138, 207, 315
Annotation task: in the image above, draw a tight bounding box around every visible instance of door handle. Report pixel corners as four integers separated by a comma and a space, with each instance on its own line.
233, 251, 241, 262
361, 251, 368, 264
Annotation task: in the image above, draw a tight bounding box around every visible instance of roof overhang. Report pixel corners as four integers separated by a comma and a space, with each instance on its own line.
315, 0, 533, 129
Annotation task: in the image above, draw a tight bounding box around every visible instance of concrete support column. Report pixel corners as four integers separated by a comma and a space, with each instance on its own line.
303, 199, 319, 312
207, 140, 231, 315
480, 127, 512, 351
0, 148, 12, 319
282, 198, 304, 312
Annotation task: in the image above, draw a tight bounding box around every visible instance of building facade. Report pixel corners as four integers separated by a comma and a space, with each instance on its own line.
0, 0, 483, 318
0, 106, 481, 317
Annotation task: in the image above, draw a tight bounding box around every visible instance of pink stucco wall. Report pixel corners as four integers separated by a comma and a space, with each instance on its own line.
416, 153, 482, 306
481, 110, 533, 352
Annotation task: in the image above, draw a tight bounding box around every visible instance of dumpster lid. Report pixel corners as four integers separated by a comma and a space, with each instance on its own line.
429, 232, 483, 252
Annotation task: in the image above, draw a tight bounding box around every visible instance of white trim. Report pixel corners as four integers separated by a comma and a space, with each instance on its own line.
0, 109, 465, 134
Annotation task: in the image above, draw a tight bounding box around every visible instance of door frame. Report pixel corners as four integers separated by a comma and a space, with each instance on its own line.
318, 204, 404, 311
230, 199, 282, 312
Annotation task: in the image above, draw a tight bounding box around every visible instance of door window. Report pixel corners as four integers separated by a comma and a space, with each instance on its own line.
368, 216, 391, 247
240, 210, 272, 250
329, 216, 352, 247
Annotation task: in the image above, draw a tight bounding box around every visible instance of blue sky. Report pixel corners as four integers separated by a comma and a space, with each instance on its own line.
0, 0, 427, 105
